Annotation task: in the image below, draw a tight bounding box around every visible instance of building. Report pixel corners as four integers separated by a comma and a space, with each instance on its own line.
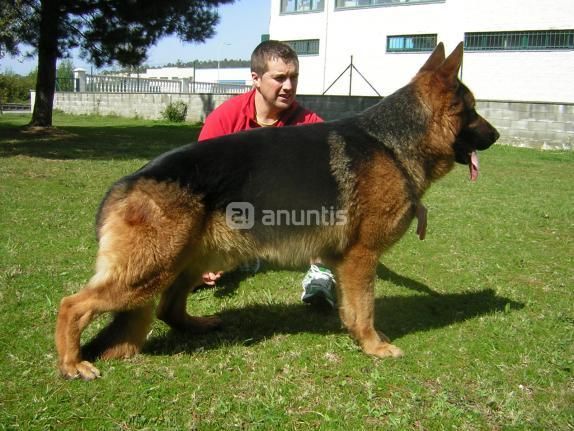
269, 0, 574, 102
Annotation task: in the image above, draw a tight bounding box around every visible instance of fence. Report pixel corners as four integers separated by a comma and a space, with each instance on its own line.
189, 81, 250, 94
86, 75, 182, 93
0, 102, 31, 113
42, 70, 571, 150
71, 69, 251, 95
55, 77, 75, 92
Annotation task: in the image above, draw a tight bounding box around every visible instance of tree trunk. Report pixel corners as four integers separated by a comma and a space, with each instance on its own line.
30, 0, 59, 127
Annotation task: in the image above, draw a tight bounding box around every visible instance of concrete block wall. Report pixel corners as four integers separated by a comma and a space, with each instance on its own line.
476, 101, 574, 150
299, 95, 573, 150
52, 92, 232, 123
49, 92, 573, 150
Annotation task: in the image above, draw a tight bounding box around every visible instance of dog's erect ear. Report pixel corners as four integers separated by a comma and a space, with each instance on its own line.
438, 42, 464, 82
419, 42, 445, 72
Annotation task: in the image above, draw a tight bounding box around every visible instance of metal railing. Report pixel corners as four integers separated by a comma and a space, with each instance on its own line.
56, 77, 76, 92
86, 75, 182, 93
0, 102, 32, 112
79, 74, 251, 95
189, 81, 251, 94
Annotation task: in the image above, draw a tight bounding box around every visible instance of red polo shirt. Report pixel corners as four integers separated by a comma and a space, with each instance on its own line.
198, 89, 323, 141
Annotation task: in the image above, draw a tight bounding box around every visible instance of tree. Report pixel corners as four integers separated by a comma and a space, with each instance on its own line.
0, 0, 234, 127
56, 59, 74, 92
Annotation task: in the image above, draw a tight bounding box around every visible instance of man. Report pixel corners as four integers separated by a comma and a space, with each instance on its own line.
198, 40, 337, 307
198, 40, 321, 140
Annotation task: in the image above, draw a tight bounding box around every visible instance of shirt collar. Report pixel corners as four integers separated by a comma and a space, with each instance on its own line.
243, 88, 301, 128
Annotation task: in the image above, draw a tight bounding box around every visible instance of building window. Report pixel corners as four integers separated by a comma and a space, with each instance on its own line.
465, 30, 574, 51
283, 39, 320, 55
281, 0, 324, 13
387, 34, 437, 52
336, 0, 442, 9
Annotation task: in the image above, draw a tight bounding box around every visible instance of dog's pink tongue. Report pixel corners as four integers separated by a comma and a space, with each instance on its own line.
469, 151, 479, 181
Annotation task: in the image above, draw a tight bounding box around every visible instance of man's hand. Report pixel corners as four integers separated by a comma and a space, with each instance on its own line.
202, 271, 223, 286
416, 203, 427, 241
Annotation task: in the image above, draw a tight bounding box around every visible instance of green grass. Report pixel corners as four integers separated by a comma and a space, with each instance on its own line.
1, 113, 572, 430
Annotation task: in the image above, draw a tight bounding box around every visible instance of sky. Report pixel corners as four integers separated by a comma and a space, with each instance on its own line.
0, 0, 271, 75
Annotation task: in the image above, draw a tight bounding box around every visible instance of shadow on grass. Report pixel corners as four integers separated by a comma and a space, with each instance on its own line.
375, 263, 438, 296
144, 280, 523, 357
209, 262, 444, 304
210, 262, 440, 301
0, 123, 200, 160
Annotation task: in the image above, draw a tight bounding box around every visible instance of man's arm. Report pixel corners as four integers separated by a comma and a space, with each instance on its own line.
198, 111, 228, 142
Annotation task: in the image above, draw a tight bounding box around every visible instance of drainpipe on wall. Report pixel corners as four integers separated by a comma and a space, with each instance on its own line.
322, 0, 330, 93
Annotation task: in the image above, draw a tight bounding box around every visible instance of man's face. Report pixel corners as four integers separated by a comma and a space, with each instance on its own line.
252, 57, 299, 112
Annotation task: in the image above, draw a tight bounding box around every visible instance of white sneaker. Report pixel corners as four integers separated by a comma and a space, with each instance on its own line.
301, 265, 336, 308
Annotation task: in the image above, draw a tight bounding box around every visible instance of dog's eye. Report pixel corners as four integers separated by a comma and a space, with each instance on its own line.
464, 110, 480, 124
449, 100, 462, 111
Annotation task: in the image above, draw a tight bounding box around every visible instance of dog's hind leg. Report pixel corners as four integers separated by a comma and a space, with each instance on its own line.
335, 245, 403, 359
55, 225, 191, 381
156, 270, 222, 333
81, 302, 155, 362
55, 180, 210, 380
55, 272, 165, 380
55, 285, 108, 380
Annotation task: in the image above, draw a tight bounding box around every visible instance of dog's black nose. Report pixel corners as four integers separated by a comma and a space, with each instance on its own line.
492, 129, 500, 143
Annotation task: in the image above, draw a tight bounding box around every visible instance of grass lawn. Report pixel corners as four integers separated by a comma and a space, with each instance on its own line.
0, 113, 572, 430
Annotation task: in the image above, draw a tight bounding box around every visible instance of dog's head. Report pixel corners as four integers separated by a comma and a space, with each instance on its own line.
416, 42, 499, 181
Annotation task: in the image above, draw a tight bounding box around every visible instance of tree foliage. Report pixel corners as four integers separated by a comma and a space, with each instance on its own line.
0, 1, 35, 59
164, 58, 250, 69
0, 70, 37, 104
0, 0, 234, 126
0, 60, 74, 104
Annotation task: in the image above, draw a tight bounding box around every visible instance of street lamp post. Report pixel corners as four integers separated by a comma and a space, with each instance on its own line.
217, 42, 232, 85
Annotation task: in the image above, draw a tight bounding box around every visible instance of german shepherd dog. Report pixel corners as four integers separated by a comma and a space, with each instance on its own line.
55, 43, 499, 380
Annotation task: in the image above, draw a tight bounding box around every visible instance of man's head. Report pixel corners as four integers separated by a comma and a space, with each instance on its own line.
251, 40, 300, 114
251, 40, 299, 76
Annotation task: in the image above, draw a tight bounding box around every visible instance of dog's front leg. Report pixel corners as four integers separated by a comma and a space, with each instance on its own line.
335, 245, 403, 358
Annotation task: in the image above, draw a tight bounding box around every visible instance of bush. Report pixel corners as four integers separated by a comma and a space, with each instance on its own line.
161, 100, 188, 122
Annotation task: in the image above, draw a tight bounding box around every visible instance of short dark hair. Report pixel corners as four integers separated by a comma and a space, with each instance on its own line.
250, 40, 299, 75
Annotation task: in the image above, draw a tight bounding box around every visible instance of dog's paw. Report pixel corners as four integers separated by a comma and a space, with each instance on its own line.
363, 342, 404, 359
378, 343, 404, 358
59, 360, 101, 381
